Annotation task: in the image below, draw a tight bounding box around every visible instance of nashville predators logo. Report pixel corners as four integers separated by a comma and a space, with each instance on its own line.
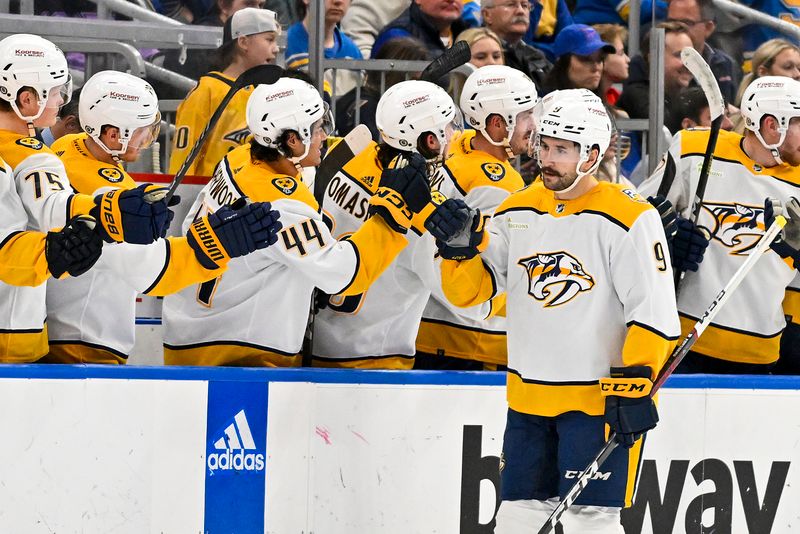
15, 137, 42, 150
430, 189, 446, 206
272, 177, 297, 195
98, 167, 124, 183
700, 202, 765, 255
481, 162, 506, 182
223, 127, 251, 145
518, 251, 595, 307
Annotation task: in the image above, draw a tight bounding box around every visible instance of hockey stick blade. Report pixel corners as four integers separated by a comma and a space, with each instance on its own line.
681, 47, 725, 121
537, 217, 786, 534
420, 41, 471, 83
313, 124, 373, 204
160, 64, 285, 204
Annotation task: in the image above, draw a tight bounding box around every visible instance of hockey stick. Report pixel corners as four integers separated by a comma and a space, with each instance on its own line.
419, 40, 471, 83
537, 216, 786, 534
312, 124, 373, 205
157, 64, 284, 204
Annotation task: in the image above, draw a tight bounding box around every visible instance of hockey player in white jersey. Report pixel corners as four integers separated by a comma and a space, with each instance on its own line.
0, 34, 181, 362
162, 78, 436, 366
428, 89, 679, 532
311, 79, 462, 369
44, 71, 282, 364
416, 65, 538, 370
639, 76, 800, 373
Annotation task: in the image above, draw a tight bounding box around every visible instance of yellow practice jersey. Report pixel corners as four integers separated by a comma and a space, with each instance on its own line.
45, 134, 222, 363
312, 142, 440, 369
0, 130, 96, 362
639, 129, 800, 365
441, 181, 680, 417
162, 144, 409, 367
418, 130, 523, 365
169, 72, 253, 178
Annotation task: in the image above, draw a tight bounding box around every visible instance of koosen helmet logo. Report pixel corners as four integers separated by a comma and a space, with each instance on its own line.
207, 409, 265, 472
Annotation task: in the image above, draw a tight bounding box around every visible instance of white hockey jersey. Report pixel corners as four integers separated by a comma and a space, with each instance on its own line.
639, 129, 800, 364
441, 180, 680, 417
418, 130, 521, 366
162, 144, 410, 367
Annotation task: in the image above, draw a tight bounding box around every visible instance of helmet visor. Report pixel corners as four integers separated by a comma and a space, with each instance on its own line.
442, 109, 465, 153
46, 74, 73, 110
127, 112, 161, 150
532, 134, 582, 165
311, 103, 335, 138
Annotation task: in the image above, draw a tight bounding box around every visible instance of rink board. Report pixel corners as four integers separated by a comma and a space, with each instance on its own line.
0, 366, 796, 534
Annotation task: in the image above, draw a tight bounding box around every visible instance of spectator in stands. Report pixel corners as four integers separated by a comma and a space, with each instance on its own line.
523, 0, 574, 61
336, 37, 430, 140
169, 7, 280, 177
665, 86, 734, 134
735, 38, 800, 106
372, 0, 466, 59
286, 0, 363, 71
666, 0, 740, 105
573, 0, 666, 27
542, 24, 615, 94
458, 28, 504, 68
38, 88, 81, 147
341, 0, 410, 58
593, 24, 629, 108
481, 0, 552, 91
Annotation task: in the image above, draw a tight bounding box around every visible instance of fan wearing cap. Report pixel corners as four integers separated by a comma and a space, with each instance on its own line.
169, 7, 280, 178
638, 76, 800, 374
44, 71, 282, 364
162, 78, 438, 367
541, 24, 615, 94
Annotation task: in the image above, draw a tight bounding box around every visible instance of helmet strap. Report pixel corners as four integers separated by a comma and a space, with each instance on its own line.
753, 127, 788, 166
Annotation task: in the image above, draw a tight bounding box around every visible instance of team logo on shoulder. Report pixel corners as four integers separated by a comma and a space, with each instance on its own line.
272, 177, 298, 195
16, 137, 42, 150
621, 188, 647, 203
223, 127, 251, 145
518, 251, 595, 307
700, 202, 765, 255
98, 167, 124, 183
481, 162, 506, 182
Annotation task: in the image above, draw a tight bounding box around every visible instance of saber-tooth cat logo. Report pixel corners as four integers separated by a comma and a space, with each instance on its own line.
207, 409, 265, 472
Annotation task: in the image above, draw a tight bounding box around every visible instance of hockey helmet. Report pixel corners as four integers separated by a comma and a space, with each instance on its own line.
740, 76, 800, 164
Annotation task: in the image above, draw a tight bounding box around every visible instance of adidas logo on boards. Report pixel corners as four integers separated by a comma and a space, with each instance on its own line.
207, 409, 265, 472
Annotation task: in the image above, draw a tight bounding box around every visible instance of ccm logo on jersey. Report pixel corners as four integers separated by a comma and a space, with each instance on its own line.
481, 162, 506, 182
16, 137, 43, 150
700, 202, 765, 255
98, 167, 124, 183
272, 177, 297, 195
518, 251, 595, 307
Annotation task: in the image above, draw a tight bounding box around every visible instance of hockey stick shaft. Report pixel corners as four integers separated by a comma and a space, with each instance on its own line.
538, 217, 786, 534
419, 40, 471, 83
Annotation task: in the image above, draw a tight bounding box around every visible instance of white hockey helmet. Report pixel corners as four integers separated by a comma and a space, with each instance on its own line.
246, 77, 333, 160
0, 34, 72, 123
80, 71, 160, 158
740, 76, 800, 165
460, 65, 538, 148
533, 88, 612, 190
375, 80, 462, 157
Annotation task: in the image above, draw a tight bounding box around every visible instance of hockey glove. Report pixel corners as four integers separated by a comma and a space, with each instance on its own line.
427, 198, 487, 261
671, 217, 709, 272
600, 366, 658, 448
91, 184, 175, 245
187, 200, 282, 270
647, 195, 678, 240
765, 197, 800, 268
369, 153, 432, 233
45, 215, 104, 279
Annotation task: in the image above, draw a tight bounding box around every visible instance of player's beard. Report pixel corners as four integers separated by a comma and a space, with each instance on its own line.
541, 166, 578, 191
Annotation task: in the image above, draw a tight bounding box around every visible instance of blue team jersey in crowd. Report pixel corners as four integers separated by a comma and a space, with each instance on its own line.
739, 0, 800, 57
572, 0, 666, 25
285, 22, 363, 71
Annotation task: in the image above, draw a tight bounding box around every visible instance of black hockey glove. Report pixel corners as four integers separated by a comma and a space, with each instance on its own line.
765, 197, 800, 269
187, 200, 282, 270
45, 215, 104, 279
672, 217, 709, 272
369, 153, 432, 234
426, 198, 486, 261
600, 366, 658, 448
90, 184, 176, 245
647, 195, 677, 240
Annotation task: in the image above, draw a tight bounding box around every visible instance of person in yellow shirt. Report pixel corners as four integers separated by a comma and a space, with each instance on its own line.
169, 7, 280, 177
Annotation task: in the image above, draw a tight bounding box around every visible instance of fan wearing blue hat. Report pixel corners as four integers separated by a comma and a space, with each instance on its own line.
542, 24, 616, 94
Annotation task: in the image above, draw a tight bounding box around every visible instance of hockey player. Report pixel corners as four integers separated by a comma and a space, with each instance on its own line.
162, 78, 434, 366
639, 76, 800, 373
310, 79, 462, 369
44, 71, 282, 364
0, 34, 178, 362
169, 7, 280, 177
428, 89, 679, 532
416, 65, 538, 370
